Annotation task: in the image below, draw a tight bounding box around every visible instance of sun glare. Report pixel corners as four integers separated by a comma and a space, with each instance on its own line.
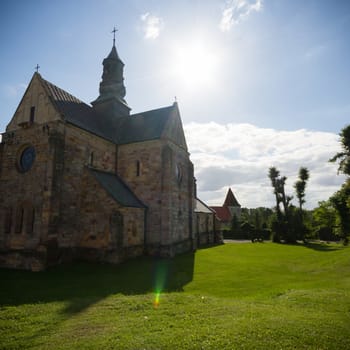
171, 41, 219, 90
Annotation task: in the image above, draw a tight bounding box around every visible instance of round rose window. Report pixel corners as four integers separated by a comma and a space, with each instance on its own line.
19, 146, 36, 172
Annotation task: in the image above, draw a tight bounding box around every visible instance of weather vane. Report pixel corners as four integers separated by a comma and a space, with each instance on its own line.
111, 26, 118, 46
35, 64, 40, 73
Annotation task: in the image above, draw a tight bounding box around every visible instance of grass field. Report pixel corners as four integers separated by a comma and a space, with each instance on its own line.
0, 242, 350, 349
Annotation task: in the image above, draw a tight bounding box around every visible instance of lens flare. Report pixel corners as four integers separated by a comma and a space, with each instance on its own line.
153, 260, 169, 308
154, 291, 161, 308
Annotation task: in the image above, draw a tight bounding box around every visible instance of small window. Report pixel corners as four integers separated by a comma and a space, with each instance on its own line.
26, 208, 35, 235
89, 152, 94, 166
15, 207, 24, 234
30, 106, 35, 123
136, 160, 141, 176
4, 208, 12, 234
175, 163, 183, 184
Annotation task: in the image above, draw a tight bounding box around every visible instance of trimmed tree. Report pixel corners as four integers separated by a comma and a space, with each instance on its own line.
294, 167, 310, 241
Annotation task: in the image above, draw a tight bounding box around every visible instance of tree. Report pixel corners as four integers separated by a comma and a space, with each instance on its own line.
329, 124, 350, 244
329, 125, 350, 176
312, 201, 337, 241
268, 167, 293, 217
268, 167, 296, 242
294, 167, 310, 241
239, 207, 274, 240
231, 214, 242, 239
268, 167, 281, 217
278, 175, 293, 220
329, 180, 350, 244
294, 167, 310, 212
240, 221, 255, 240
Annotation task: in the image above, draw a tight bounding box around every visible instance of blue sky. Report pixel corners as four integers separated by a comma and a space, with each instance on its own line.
1, 0, 349, 208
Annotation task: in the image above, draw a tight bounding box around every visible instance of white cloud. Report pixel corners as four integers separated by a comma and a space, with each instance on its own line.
184, 122, 346, 209
219, 0, 263, 32
141, 13, 163, 39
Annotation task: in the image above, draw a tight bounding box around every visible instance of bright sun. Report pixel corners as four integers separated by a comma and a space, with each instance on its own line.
171, 42, 219, 90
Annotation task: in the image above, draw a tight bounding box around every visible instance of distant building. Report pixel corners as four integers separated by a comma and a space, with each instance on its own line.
0, 39, 217, 271
194, 198, 221, 245
210, 188, 241, 227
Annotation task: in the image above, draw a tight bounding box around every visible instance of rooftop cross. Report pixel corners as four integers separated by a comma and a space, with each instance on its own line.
111, 27, 118, 46
35, 64, 40, 73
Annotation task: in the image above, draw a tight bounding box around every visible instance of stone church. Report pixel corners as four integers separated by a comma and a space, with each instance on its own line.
0, 40, 219, 271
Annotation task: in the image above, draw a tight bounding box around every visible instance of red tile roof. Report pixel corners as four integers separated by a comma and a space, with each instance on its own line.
210, 206, 231, 222
210, 188, 241, 223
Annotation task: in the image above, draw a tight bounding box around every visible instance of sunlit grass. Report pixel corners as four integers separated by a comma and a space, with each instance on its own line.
0, 242, 349, 349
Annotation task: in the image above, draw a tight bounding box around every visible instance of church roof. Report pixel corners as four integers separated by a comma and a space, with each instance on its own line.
39, 74, 183, 147
116, 106, 175, 144
223, 188, 241, 207
42, 76, 83, 105
195, 198, 215, 214
106, 45, 123, 62
89, 168, 146, 208
210, 206, 231, 222
41, 75, 105, 136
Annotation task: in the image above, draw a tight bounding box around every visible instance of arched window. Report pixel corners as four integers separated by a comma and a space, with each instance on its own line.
26, 207, 35, 235
30, 106, 35, 123
175, 163, 183, 184
15, 207, 24, 234
4, 208, 12, 234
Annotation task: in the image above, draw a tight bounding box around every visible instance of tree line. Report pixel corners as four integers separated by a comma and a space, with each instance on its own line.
227, 124, 350, 244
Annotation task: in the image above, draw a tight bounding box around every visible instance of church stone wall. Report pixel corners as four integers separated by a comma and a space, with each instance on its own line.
55, 124, 116, 244
116, 139, 195, 256
195, 212, 216, 246
76, 168, 145, 264
117, 140, 163, 245
160, 142, 194, 255
0, 121, 65, 270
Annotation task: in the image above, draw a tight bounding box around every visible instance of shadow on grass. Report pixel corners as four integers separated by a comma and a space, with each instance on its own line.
302, 241, 344, 252
0, 252, 195, 316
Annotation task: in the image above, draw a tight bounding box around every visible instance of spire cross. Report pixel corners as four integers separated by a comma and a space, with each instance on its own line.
111, 27, 118, 46
35, 64, 40, 73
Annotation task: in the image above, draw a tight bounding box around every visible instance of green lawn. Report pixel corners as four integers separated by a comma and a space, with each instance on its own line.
1, 242, 350, 349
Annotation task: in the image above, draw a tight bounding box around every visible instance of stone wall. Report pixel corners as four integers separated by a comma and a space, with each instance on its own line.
76, 167, 146, 264
55, 124, 117, 245
7, 74, 60, 131
160, 142, 194, 254
117, 140, 163, 245
0, 118, 147, 270
195, 212, 216, 246
117, 139, 195, 256
0, 120, 64, 270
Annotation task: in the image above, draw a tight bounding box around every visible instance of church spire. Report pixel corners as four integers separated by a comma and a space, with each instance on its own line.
223, 188, 241, 207
92, 29, 131, 118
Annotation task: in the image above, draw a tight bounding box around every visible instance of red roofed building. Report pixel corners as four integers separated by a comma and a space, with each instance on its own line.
210, 188, 241, 227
